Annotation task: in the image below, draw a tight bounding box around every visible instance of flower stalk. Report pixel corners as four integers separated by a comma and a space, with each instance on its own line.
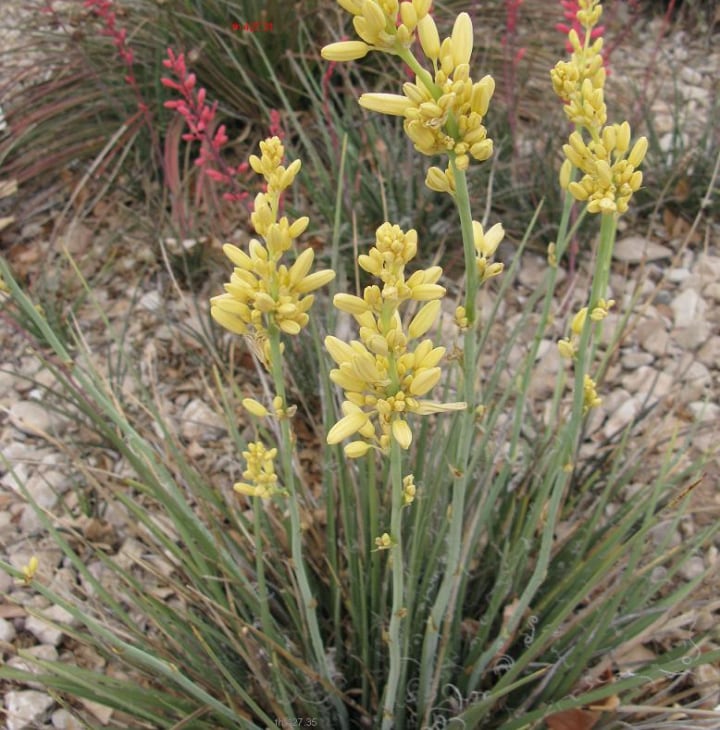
380, 438, 406, 728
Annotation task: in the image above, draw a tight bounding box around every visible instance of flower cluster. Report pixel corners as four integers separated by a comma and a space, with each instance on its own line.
556, 0, 605, 55
84, 0, 136, 80
322, 0, 434, 59
210, 137, 335, 362
325, 223, 465, 458
557, 298, 614, 360
551, 0, 647, 215
322, 3, 495, 179
162, 49, 250, 203
233, 441, 281, 499
561, 124, 647, 215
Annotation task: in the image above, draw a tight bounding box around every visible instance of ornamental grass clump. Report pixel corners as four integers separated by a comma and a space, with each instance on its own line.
1, 1, 719, 729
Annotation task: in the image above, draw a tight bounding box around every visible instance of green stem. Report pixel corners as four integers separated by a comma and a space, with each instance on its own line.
567, 211, 617, 460
417, 160, 477, 715
267, 330, 348, 727
381, 438, 406, 729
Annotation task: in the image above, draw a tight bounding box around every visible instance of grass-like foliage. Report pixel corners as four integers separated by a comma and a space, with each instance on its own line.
1, 1, 718, 728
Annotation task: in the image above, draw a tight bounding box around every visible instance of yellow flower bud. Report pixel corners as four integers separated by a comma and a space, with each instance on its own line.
321, 40, 370, 62
327, 407, 369, 444
400, 2, 417, 31
450, 12, 473, 67
359, 92, 410, 116
559, 159, 573, 190
242, 398, 268, 418
571, 307, 588, 335
392, 418, 413, 449
417, 14, 440, 60
408, 300, 440, 339
345, 440, 371, 458
628, 136, 648, 168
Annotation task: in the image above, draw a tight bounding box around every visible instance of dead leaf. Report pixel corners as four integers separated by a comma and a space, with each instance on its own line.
545, 708, 600, 730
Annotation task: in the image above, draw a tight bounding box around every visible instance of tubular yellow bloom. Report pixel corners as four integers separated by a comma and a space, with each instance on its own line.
321, 40, 371, 62
327, 403, 371, 444
583, 374, 602, 414
242, 398, 269, 418
359, 92, 410, 116
417, 14, 440, 60
571, 307, 588, 335
345, 440, 372, 458
392, 419, 413, 449
325, 222, 464, 456
211, 137, 335, 360
450, 12, 473, 67
234, 441, 280, 499
408, 300, 441, 339
21, 556, 39, 584
402, 474, 416, 506
322, 2, 495, 175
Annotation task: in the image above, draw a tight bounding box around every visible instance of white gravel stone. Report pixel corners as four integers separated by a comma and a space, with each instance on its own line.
604, 395, 640, 438
4, 690, 54, 730
7, 401, 65, 436
138, 290, 162, 312
679, 555, 707, 581
638, 323, 670, 357
0, 616, 17, 642
673, 321, 712, 350
25, 605, 76, 646
688, 402, 720, 424
671, 288, 706, 328
7, 645, 59, 689
621, 366, 674, 400
703, 282, 720, 303
180, 398, 227, 442
667, 267, 691, 283
51, 708, 84, 729
696, 254, 720, 279
613, 236, 673, 263
621, 351, 655, 370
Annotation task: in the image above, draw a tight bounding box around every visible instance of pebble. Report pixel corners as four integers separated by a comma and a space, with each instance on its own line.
612, 236, 673, 263
671, 288, 706, 328
51, 709, 84, 730
0, 616, 17, 643
604, 395, 640, 438
638, 322, 670, 357
25, 605, 76, 646
180, 398, 227, 443
620, 351, 655, 370
4, 690, 54, 730
7, 645, 59, 689
7, 401, 65, 437
621, 366, 674, 400
679, 555, 707, 581
688, 402, 720, 424
673, 321, 711, 350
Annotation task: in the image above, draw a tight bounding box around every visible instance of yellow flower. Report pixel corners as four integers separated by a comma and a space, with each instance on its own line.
321, 40, 371, 62
233, 441, 281, 499
590, 298, 614, 321
564, 127, 647, 214
211, 137, 335, 356
375, 532, 393, 550
402, 474, 417, 506
473, 221, 505, 283
242, 398, 269, 418
325, 223, 464, 456
20, 556, 39, 585
583, 374, 602, 414
323, 4, 496, 174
